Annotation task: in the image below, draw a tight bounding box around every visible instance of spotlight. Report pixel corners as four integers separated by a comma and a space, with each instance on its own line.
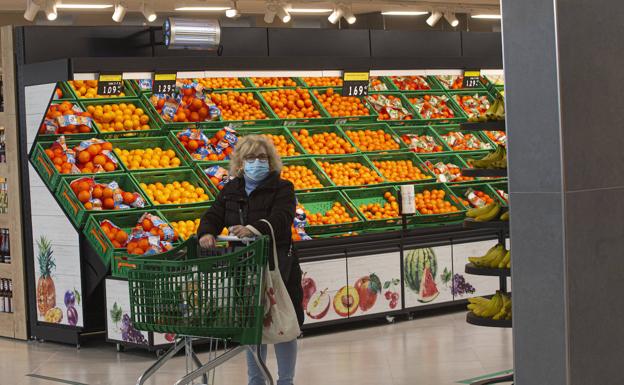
264, 2, 277, 23
225, 1, 239, 18
141, 1, 157, 22
45, 0, 57, 21
24, 0, 40, 22
328, 7, 343, 24
343, 7, 356, 24
112, 1, 126, 22
444, 12, 459, 27
426, 11, 442, 27
276, 5, 291, 23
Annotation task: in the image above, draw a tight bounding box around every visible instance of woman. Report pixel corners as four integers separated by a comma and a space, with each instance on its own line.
197, 135, 304, 385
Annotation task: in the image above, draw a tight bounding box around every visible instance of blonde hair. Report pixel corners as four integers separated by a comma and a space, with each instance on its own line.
229, 134, 283, 177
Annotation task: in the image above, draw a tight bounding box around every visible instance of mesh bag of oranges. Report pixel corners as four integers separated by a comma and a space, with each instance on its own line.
454, 187, 496, 208
423, 159, 475, 183
39, 101, 94, 135
365, 94, 414, 121
44, 137, 119, 175
69, 177, 146, 211
125, 213, 178, 255
177, 127, 237, 161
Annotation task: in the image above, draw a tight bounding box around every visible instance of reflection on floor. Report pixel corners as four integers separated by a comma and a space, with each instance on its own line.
2, 312, 512, 385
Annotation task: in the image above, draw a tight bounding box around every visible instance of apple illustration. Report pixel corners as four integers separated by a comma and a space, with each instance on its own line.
301, 272, 317, 308
333, 286, 359, 317
306, 289, 330, 320
354, 273, 382, 312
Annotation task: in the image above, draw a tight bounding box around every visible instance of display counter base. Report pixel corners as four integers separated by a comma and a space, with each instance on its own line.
466, 311, 511, 328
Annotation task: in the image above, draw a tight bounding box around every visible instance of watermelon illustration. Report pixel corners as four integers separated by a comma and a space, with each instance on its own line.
404, 248, 438, 293
417, 266, 439, 303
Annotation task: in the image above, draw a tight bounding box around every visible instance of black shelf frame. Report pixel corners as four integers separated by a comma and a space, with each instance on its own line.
465, 263, 511, 277
462, 168, 508, 178
466, 311, 512, 328
460, 120, 506, 132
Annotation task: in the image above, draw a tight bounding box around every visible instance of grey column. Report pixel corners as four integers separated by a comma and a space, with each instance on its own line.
503, 0, 624, 384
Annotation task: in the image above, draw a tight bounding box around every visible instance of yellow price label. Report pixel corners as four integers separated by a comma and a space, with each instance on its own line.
343, 72, 370, 82
464, 70, 481, 77
154, 73, 177, 81
99, 74, 123, 82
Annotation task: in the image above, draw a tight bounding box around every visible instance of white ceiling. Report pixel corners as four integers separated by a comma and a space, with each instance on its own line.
0, 0, 501, 14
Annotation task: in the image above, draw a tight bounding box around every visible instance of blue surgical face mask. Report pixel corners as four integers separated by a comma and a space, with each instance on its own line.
244, 159, 270, 181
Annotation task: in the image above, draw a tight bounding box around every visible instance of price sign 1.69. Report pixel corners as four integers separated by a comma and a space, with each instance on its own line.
153, 73, 177, 94
462, 70, 482, 89
342, 71, 370, 96
97, 74, 123, 96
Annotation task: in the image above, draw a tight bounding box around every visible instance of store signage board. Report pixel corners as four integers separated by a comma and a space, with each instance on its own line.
462, 70, 482, 88
342, 71, 370, 96
97, 74, 123, 96
153, 73, 177, 95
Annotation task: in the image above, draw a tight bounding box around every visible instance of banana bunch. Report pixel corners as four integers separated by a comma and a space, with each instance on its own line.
466, 202, 502, 222
468, 291, 512, 320
468, 95, 505, 122
468, 243, 510, 269
467, 145, 507, 169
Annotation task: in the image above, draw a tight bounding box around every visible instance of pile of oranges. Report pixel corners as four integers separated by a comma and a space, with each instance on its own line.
292, 129, 356, 155
302, 202, 359, 226
40, 101, 92, 135
455, 189, 495, 208
262, 133, 299, 157
251, 77, 297, 87
87, 102, 150, 132
372, 160, 430, 182
68, 80, 127, 99
319, 161, 383, 186
359, 192, 400, 220
313, 88, 370, 117
139, 181, 210, 205
281, 165, 323, 190
415, 189, 460, 215
210, 92, 267, 121
99, 221, 129, 249
344, 129, 400, 151
75, 142, 117, 173
170, 219, 200, 240
126, 217, 177, 255
70, 179, 138, 210
114, 147, 182, 170
261, 88, 321, 119
196, 77, 244, 89
303, 77, 342, 87
439, 132, 489, 151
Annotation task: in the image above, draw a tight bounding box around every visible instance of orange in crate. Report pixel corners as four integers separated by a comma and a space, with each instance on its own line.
345, 129, 400, 151
372, 160, 429, 182
359, 192, 400, 219
319, 161, 383, 186
314, 88, 370, 117
292, 129, 355, 155
261, 88, 321, 119
303, 77, 343, 87
415, 189, 460, 215
210, 92, 267, 121
301, 202, 359, 226
281, 165, 323, 190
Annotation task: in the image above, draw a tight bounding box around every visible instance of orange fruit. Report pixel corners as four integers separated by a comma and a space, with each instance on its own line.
77, 190, 91, 203
115, 230, 128, 243
87, 144, 101, 156
102, 188, 114, 199
102, 198, 115, 210
77, 151, 91, 164
92, 186, 103, 199
142, 219, 153, 231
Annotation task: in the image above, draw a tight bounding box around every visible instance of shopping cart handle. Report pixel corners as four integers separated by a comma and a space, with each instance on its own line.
216, 235, 257, 243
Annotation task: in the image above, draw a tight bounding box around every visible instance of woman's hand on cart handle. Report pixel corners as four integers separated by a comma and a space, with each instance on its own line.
229, 225, 254, 238
199, 234, 216, 249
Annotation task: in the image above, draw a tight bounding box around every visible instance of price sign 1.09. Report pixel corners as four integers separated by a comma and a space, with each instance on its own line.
342, 71, 370, 97
153, 73, 177, 94
97, 74, 123, 96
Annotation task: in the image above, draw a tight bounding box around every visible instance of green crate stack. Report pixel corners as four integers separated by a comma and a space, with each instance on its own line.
419, 153, 478, 184
281, 157, 333, 192
258, 88, 334, 126
35, 100, 100, 142
83, 209, 170, 269
311, 87, 378, 125
159, 206, 211, 240
403, 91, 467, 125
338, 122, 407, 153
79, 98, 163, 138
363, 93, 421, 126
385, 75, 442, 92
430, 124, 495, 153
315, 154, 385, 188
407, 182, 468, 225
287, 125, 358, 156
131, 168, 214, 209
109, 136, 190, 172
446, 90, 494, 121
391, 125, 451, 154
342, 185, 402, 229
65, 80, 138, 100
56, 172, 151, 229
366, 151, 436, 186
295, 190, 365, 235
430, 75, 488, 92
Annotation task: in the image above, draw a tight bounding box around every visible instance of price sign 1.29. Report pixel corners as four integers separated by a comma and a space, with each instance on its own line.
462, 70, 482, 89
97, 74, 123, 96
342, 71, 370, 96
153, 73, 177, 94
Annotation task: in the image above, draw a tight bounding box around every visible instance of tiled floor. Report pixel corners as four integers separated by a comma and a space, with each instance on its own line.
2, 312, 513, 385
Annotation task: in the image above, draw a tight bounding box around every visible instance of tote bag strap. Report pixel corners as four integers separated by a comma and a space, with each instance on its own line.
259, 219, 280, 272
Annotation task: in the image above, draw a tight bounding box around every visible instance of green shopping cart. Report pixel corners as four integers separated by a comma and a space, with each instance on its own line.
127, 235, 273, 385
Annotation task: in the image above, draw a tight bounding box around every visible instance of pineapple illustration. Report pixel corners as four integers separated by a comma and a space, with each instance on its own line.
36, 236, 56, 316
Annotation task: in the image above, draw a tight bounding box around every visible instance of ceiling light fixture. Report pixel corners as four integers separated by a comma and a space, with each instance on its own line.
112, 1, 126, 22
141, 1, 157, 22
276, 4, 291, 23
381, 11, 428, 16
288, 8, 332, 13
343, 5, 356, 24
426, 11, 442, 27
55, 3, 113, 9
327, 6, 343, 24
45, 0, 58, 20
471, 14, 501, 19
444, 12, 459, 27
175, 6, 230, 11
225, 1, 240, 18
264, 1, 277, 23
24, 0, 40, 21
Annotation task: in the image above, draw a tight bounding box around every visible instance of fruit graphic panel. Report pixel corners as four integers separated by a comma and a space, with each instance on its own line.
301, 258, 348, 325
403, 245, 453, 308
346, 251, 401, 318
153, 331, 176, 346
105, 278, 148, 345
452, 240, 501, 299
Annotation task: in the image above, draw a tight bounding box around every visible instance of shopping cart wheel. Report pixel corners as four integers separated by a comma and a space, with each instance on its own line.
116, 344, 125, 352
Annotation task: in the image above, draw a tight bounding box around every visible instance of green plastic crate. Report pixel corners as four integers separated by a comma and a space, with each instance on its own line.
288, 125, 358, 156
131, 168, 214, 209
258, 88, 333, 126
56, 172, 151, 229
83, 209, 169, 269
65, 79, 137, 100
339, 122, 407, 153
448, 182, 503, 209
431, 75, 488, 92
385, 75, 441, 91
364, 93, 421, 126
246, 77, 299, 89
311, 88, 378, 125
391, 125, 451, 154
315, 154, 385, 188
429, 124, 495, 153
193, 161, 230, 196
35, 100, 100, 142
487, 181, 509, 207
342, 186, 402, 228
237, 126, 306, 157
407, 182, 467, 225
403, 91, 467, 124
418, 153, 478, 184
141, 92, 201, 131
159, 206, 212, 240
109, 136, 189, 172
366, 151, 435, 185
79, 98, 162, 138
296, 77, 344, 89
295, 190, 364, 234
447, 91, 494, 121
52, 81, 75, 101
281, 157, 334, 192
127, 79, 152, 95
368, 76, 397, 92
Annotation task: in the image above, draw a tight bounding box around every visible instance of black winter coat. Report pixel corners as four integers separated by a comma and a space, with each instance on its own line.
197, 171, 304, 327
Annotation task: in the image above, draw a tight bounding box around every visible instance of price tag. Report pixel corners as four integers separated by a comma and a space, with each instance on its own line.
97, 74, 123, 96
153, 73, 177, 94
342, 71, 369, 96
462, 70, 482, 89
